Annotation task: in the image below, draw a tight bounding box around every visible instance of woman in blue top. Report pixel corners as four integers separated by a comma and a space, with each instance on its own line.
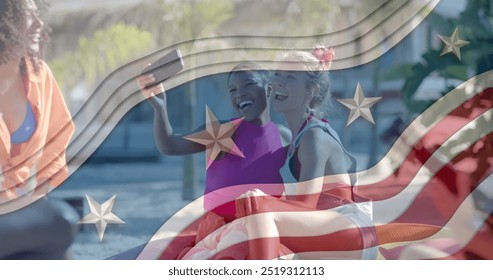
236, 46, 376, 260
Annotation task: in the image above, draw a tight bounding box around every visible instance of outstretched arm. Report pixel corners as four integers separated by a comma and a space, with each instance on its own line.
137, 74, 205, 156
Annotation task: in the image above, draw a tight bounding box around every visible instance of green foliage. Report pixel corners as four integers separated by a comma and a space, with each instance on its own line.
288, 0, 339, 35
49, 23, 154, 91
444, 65, 468, 80
158, 0, 234, 44
153, 0, 235, 199
195, 0, 234, 36
380, 64, 414, 81
398, 1, 493, 113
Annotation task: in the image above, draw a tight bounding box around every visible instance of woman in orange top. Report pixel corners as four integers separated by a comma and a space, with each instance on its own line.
0, 0, 77, 259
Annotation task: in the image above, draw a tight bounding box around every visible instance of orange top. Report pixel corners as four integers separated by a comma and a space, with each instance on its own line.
0, 60, 74, 200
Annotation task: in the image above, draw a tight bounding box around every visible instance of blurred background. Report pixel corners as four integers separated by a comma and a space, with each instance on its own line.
40, 0, 492, 259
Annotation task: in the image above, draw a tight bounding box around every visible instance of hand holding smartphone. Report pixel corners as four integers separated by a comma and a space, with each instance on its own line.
141, 49, 184, 89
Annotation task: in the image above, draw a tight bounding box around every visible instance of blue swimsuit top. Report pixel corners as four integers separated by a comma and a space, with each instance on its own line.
10, 101, 37, 144
280, 118, 357, 184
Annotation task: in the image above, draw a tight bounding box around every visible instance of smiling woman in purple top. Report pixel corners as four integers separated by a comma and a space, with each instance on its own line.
137, 62, 288, 258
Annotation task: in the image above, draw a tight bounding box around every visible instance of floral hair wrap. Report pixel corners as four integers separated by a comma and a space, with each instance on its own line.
311, 47, 335, 70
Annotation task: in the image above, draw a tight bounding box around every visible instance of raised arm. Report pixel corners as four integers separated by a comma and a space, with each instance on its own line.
137, 74, 205, 156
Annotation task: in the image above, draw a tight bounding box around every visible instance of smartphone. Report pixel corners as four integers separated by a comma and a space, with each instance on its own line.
141, 49, 184, 89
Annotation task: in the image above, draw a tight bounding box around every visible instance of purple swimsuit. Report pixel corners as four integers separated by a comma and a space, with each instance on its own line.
204, 120, 286, 221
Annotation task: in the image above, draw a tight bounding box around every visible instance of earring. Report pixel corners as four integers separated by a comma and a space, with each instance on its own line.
305, 105, 314, 116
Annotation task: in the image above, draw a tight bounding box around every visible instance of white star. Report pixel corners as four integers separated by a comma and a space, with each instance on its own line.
183, 106, 245, 169
78, 194, 125, 241
337, 82, 381, 126
438, 27, 470, 60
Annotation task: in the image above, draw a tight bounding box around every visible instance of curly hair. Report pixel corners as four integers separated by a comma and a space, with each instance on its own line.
0, 0, 49, 74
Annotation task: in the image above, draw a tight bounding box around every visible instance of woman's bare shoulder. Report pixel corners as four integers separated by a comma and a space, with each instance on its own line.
275, 123, 292, 147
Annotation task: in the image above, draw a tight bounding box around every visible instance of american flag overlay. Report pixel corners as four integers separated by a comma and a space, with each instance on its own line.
1, 0, 491, 260
139, 72, 493, 260
136, 1, 493, 260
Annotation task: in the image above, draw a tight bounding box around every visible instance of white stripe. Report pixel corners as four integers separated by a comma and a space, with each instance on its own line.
139, 73, 493, 258
137, 195, 205, 259
380, 172, 493, 259
355, 71, 491, 185
372, 108, 493, 223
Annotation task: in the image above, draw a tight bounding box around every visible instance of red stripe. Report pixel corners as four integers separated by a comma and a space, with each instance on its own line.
394, 132, 493, 226
357, 87, 493, 200
157, 88, 493, 259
